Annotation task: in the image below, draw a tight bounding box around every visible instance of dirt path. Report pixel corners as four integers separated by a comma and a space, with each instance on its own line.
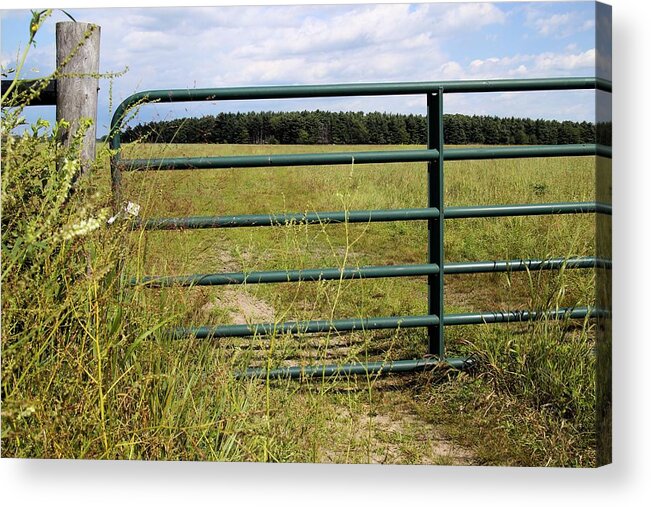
199, 248, 277, 324
320, 388, 475, 465
199, 246, 476, 466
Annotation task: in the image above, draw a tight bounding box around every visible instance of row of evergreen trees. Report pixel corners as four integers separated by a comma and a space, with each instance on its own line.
120, 110, 597, 146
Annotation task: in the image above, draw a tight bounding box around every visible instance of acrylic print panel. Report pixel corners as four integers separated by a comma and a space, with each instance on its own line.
0, 1, 611, 466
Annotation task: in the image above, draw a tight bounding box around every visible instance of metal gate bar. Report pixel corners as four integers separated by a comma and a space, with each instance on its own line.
172, 306, 593, 341
118, 144, 608, 172
109, 78, 610, 131
140, 201, 610, 230
238, 357, 473, 380
173, 314, 440, 339
118, 148, 439, 170
137, 263, 440, 287
134, 256, 602, 288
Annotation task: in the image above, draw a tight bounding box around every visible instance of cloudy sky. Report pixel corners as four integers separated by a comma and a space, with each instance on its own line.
1, 1, 606, 135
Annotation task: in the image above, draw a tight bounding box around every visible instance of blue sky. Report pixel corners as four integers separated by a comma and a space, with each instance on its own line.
1, 1, 607, 135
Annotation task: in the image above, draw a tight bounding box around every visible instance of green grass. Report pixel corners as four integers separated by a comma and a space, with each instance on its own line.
118, 142, 598, 465
3, 138, 599, 466
123, 143, 594, 350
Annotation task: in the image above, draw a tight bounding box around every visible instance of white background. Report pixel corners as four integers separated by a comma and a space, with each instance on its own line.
1, 1, 648, 505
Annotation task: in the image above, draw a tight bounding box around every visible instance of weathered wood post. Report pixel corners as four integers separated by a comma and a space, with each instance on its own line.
55, 21, 100, 176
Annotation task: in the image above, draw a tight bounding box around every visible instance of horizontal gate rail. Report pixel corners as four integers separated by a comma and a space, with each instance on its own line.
172, 306, 595, 340
238, 357, 473, 380
444, 144, 611, 161
110, 77, 611, 139
140, 201, 610, 230
137, 263, 440, 287
173, 314, 440, 339
118, 144, 610, 172
142, 207, 441, 230
444, 306, 598, 326
119, 148, 439, 171
134, 256, 603, 288
444, 256, 610, 274
444, 201, 611, 218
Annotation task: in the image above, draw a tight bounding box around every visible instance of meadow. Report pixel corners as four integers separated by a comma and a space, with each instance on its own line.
123, 142, 597, 464
2, 138, 599, 466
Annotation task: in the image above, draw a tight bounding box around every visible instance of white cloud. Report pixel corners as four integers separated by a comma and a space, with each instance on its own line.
230, 4, 434, 59
121, 30, 176, 53
526, 7, 595, 39
2, 4, 508, 94
451, 48, 595, 79
439, 61, 465, 80
437, 2, 505, 32
535, 49, 595, 72
536, 13, 572, 37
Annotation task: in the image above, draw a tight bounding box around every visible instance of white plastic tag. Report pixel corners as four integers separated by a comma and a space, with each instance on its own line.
107, 201, 141, 225
125, 201, 141, 217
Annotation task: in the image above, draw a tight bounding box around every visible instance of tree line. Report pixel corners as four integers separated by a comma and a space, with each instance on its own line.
120, 110, 597, 146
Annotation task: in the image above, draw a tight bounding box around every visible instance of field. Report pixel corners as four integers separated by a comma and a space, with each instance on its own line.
121, 143, 597, 465
2, 140, 599, 466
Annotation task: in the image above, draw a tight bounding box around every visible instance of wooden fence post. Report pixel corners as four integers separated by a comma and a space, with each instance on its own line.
55, 21, 100, 176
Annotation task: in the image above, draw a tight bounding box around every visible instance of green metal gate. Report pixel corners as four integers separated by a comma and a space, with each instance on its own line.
110, 77, 612, 379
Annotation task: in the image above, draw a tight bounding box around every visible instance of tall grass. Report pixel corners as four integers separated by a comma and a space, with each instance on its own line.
1, 21, 374, 461
0, 120, 357, 459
